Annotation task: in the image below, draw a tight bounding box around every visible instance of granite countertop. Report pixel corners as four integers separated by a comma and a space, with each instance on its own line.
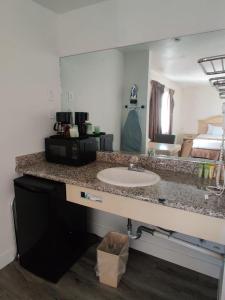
16, 158, 225, 220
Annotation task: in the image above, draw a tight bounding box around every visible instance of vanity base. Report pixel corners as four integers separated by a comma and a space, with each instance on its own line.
66, 185, 225, 245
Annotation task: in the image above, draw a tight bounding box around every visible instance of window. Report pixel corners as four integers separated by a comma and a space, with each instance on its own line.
161, 88, 170, 134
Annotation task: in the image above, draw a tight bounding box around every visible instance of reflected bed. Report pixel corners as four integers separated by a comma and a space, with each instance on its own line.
191, 116, 223, 160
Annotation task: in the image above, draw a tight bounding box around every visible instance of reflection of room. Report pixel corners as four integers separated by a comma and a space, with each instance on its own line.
148, 77, 222, 159
147, 32, 225, 160
60, 30, 225, 160
60, 48, 150, 153
60, 50, 124, 151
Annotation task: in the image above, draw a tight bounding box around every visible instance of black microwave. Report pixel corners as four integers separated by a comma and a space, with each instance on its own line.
45, 135, 97, 166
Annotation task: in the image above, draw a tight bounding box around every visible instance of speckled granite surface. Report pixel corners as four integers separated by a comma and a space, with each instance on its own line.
97, 152, 216, 175
16, 152, 225, 220
16, 152, 45, 168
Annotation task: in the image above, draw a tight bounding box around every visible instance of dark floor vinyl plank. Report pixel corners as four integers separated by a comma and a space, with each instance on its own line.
0, 244, 218, 300
0, 264, 59, 300
122, 250, 217, 300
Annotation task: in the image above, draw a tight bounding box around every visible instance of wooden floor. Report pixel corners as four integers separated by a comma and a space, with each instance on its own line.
0, 244, 218, 300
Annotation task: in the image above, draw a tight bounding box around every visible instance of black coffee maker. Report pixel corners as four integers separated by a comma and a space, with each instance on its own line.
54, 112, 72, 135
75, 112, 88, 137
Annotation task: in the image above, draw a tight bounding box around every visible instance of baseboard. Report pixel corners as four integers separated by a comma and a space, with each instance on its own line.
0, 247, 16, 270
88, 221, 222, 279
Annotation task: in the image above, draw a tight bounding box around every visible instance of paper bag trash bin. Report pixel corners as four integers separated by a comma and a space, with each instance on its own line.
96, 232, 129, 288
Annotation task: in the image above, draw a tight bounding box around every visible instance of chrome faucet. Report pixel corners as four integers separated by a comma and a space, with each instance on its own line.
128, 163, 145, 172
128, 156, 144, 172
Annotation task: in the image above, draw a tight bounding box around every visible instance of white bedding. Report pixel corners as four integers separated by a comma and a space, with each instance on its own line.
192, 134, 223, 150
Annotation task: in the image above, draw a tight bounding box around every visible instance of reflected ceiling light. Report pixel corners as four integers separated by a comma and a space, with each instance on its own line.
219, 91, 225, 99
209, 77, 225, 90
198, 54, 225, 75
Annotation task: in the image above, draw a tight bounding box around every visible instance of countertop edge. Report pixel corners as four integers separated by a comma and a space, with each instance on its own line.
16, 166, 225, 221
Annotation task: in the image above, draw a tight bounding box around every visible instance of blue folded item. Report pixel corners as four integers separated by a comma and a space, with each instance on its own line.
121, 110, 142, 153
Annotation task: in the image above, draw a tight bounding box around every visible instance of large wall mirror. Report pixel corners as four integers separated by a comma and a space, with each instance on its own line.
60, 29, 225, 162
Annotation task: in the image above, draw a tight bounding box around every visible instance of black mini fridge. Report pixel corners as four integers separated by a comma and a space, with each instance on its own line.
13, 175, 96, 283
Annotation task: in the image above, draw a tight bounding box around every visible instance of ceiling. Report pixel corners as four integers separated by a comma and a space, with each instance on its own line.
32, 0, 225, 86
149, 30, 225, 85
120, 30, 225, 86
33, 0, 109, 14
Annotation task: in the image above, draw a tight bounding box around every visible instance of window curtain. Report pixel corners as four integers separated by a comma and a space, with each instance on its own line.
148, 80, 165, 141
168, 89, 175, 134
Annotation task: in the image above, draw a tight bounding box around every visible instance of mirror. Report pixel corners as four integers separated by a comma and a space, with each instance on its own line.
60, 29, 225, 162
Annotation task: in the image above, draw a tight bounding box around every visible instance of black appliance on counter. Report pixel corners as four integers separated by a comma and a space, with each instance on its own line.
56, 112, 72, 124
100, 134, 113, 152
13, 176, 98, 283
45, 135, 97, 166
53, 112, 72, 135
75, 112, 89, 137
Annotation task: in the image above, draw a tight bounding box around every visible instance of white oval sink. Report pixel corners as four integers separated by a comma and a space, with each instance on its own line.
97, 167, 160, 187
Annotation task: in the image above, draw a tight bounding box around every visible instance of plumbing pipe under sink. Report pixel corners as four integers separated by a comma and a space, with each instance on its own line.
127, 219, 223, 260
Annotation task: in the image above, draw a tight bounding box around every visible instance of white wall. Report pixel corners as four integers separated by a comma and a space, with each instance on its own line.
149, 69, 184, 143
121, 50, 149, 153
60, 49, 124, 151
179, 85, 222, 134
0, 0, 60, 269
58, 0, 225, 57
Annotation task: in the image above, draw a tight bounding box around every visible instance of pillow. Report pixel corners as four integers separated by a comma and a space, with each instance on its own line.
207, 124, 223, 136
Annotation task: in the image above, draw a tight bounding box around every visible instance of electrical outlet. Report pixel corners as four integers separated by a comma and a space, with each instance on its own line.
49, 109, 55, 120
68, 91, 74, 102
48, 90, 54, 102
